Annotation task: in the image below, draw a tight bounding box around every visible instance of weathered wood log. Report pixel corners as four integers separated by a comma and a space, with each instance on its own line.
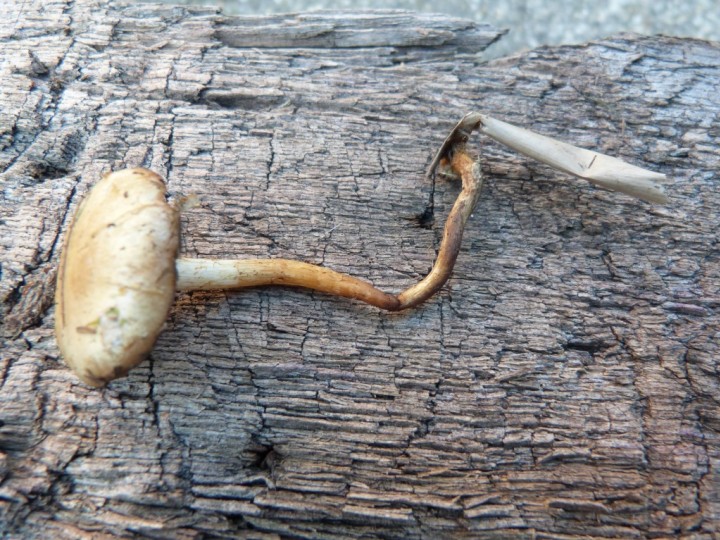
1, 1, 719, 537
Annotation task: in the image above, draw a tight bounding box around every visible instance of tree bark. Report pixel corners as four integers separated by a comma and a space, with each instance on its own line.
1, 1, 719, 538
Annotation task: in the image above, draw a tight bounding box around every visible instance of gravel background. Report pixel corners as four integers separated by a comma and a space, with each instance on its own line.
149, 0, 718, 57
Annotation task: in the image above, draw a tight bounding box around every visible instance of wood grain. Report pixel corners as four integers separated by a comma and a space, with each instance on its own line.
1, 1, 718, 537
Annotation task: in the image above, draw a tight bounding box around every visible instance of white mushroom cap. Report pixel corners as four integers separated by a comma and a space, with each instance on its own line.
55, 168, 179, 387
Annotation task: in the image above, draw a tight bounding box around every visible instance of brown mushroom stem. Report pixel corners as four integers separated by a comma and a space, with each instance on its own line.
176, 258, 402, 310
176, 149, 483, 312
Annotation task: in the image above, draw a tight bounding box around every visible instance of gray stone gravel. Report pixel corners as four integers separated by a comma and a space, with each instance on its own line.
150, 0, 718, 57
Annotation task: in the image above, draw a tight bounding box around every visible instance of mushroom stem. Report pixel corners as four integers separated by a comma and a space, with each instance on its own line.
176, 258, 402, 310
176, 149, 483, 312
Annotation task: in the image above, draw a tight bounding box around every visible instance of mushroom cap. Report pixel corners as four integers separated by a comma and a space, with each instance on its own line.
55, 168, 179, 387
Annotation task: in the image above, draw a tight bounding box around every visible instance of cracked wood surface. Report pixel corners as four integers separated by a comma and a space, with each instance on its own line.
1, 1, 719, 538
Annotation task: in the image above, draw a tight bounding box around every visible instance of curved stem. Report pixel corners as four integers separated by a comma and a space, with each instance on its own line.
177, 257, 401, 310
396, 151, 481, 309
176, 149, 483, 311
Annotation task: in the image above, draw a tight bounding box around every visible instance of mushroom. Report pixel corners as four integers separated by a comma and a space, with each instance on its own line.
55, 114, 668, 387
